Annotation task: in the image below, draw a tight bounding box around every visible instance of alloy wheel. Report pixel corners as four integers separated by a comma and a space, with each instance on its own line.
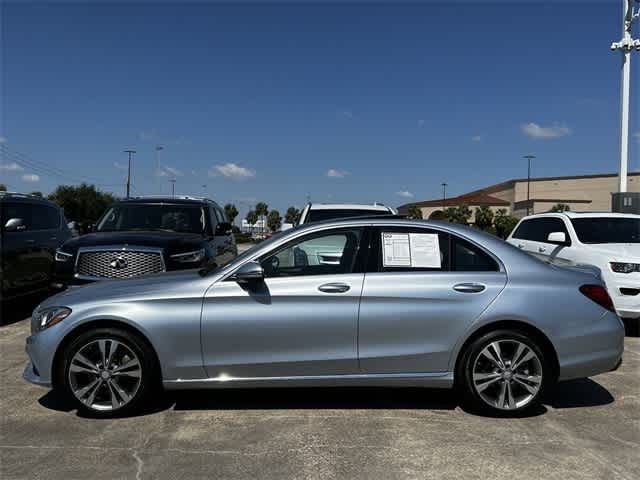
68, 339, 142, 411
472, 339, 543, 411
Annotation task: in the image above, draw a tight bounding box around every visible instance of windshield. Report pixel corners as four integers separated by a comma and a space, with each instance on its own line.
97, 204, 207, 234
571, 217, 640, 244
307, 209, 389, 223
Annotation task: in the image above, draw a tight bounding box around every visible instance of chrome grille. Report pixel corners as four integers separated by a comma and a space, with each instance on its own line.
76, 248, 165, 280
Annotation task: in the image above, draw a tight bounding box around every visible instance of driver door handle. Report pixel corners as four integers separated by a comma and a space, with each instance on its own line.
453, 283, 486, 293
318, 283, 350, 293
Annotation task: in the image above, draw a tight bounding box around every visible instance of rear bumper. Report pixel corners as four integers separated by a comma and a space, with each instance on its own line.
556, 311, 625, 381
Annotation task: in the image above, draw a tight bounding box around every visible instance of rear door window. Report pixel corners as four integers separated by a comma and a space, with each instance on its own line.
369, 226, 450, 272
2, 202, 34, 231
30, 204, 60, 230
452, 237, 499, 271
512, 217, 568, 243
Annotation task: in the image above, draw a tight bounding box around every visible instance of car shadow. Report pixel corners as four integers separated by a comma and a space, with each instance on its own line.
37, 378, 614, 419
547, 378, 615, 409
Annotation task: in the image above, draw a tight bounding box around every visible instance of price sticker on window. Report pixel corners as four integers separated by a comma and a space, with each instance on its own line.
382, 232, 441, 268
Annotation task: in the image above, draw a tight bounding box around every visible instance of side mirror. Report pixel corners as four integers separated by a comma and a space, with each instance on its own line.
4, 218, 26, 232
215, 222, 233, 236
233, 261, 264, 283
547, 231, 567, 245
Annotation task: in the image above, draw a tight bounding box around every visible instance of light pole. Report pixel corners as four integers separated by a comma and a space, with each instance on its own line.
611, 0, 640, 193
441, 183, 448, 210
123, 149, 136, 198
523, 155, 536, 216
169, 179, 176, 198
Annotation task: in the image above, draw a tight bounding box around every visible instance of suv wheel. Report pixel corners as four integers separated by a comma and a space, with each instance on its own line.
459, 330, 552, 415
58, 328, 158, 417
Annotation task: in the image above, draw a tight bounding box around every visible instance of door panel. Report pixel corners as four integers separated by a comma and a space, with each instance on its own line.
358, 271, 507, 373
201, 273, 364, 378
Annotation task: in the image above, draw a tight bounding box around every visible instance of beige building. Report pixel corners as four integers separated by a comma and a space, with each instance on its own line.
398, 172, 640, 222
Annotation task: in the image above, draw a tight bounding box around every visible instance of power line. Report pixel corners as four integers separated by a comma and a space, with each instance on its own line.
0, 145, 120, 187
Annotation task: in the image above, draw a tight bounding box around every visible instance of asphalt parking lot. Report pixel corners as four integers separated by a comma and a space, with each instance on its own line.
1, 313, 638, 480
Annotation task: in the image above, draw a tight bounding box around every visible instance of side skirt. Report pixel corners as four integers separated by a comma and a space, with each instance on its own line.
163, 371, 454, 390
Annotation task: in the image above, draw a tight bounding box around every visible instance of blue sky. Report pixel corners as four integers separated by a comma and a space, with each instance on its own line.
1, 0, 639, 218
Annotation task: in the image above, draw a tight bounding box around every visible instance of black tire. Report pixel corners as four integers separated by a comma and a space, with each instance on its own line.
457, 329, 553, 416
622, 318, 640, 337
56, 327, 159, 417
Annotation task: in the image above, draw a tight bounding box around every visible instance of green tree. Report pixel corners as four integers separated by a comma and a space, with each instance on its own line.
224, 203, 239, 225
254, 202, 269, 235
29, 191, 43, 198
494, 209, 520, 239
550, 203, 570, 212
444, 204, 472, 224
0, 184, 7, 191
284, 206, 301, 225
474, 205, 494, 231
267, 210, 282, 232
406, 205, 423, 219
48, 183, 117, 227
245, 210, 258, 232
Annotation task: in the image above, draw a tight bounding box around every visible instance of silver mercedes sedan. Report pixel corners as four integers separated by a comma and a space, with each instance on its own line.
24, 218, 624, 417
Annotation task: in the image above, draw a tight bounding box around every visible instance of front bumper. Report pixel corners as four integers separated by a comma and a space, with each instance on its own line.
23, 362, 51, 388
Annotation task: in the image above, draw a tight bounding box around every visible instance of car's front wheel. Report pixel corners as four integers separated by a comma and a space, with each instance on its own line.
459, 330, 552, 415
58, 327, 158, 417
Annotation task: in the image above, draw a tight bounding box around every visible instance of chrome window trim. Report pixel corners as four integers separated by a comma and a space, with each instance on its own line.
74, 245, 166, 281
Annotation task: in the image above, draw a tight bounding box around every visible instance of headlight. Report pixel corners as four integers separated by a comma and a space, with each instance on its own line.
33, 307, 72, 331
610, 262, 640, 274
170, 248, 205, 263
55, 249, 73, 262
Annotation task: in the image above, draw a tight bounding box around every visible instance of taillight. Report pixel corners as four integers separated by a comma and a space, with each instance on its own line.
579, 284, 615, 313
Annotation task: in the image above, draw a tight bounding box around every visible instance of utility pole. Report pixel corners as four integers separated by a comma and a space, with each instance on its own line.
123, 149, 136, 198
611, 0, 639, 193
155, 146, 164, 194
523, 155, 536, 216
169, 179, 176, 198
441, 183, 448, 210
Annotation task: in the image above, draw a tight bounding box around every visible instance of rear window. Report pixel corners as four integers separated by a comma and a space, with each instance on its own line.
571, 217, 640, 244
307, 209, 389, 223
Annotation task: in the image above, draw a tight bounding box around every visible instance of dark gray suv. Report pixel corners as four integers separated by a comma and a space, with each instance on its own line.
1, 192, 71, 301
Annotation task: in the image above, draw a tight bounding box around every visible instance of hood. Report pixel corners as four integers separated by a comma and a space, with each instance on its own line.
41, 269, 213, 308
585, 243, 640, 262
60, 230, 206, 253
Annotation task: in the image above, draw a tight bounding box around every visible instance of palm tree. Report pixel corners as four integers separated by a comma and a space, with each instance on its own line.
224, 203, 239, 225
254, 202, 269, 236
246, 210, 258, 234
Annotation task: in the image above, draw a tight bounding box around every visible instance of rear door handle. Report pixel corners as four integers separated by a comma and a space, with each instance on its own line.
318, 283, 350, 293
517, 243, 524, 249
538, 247, 547, 253
453, 283, 486, 293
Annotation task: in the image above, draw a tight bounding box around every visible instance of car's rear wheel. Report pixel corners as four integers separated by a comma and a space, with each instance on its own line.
459, 329, 552, 415
58, 328, 158, 417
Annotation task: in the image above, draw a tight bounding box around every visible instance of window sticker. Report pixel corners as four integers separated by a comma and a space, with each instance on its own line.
382, 232, 441, 268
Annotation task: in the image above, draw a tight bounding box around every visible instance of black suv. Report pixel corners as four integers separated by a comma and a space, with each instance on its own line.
54, 196, 237, 286
1, 192, 71, 301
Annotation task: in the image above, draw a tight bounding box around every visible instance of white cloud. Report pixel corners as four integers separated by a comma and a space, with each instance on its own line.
156, 165, 183, 177
0, 136, 6, 144
396, 190, 414, 198
138, 129, 157, 141
22, 174, 40, 183
0, 162, 23, 172
338, 110, 354, 119
114, 161, 128, 170
326, 169, 350, 178
210, 163, 256, 180
471, 135, 483, 142
521, 122, 571, 139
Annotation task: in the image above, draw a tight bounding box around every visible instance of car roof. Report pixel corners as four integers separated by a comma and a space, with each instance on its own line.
118, 196, 220, 206
0, 192, 61, 208
520, 211, 639, 220
307, 203, 394, 211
